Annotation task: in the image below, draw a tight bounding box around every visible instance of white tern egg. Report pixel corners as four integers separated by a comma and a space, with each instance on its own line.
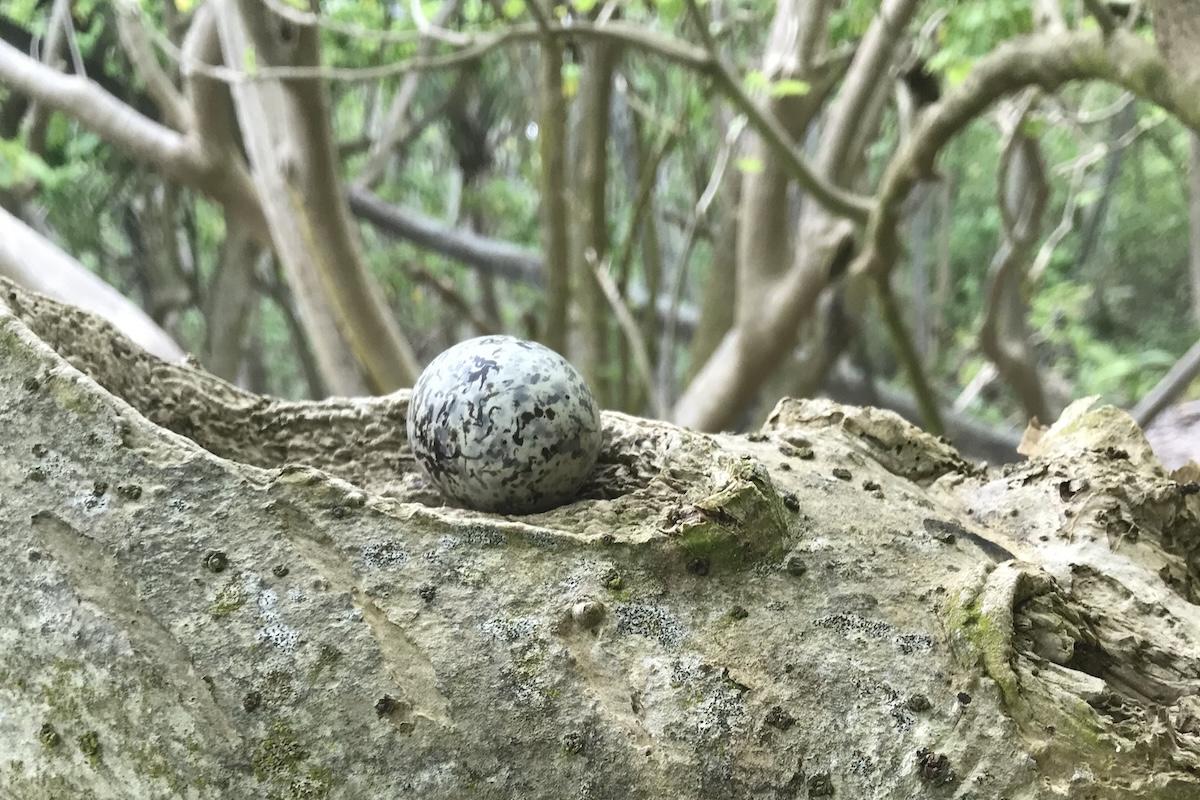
406, 336, 603, 513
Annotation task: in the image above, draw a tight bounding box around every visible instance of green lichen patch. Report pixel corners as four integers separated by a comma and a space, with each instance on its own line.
253, 720, 308, 781
38, 722, 60, 750
308, 644, 342, 682
210, 576, 248, 617
251, 721, 337, 800
283, 766, 333, 800
77, 731, 101, 765
667, 458, 791, 572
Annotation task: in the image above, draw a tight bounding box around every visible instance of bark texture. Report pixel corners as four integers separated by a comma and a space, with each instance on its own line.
1, 279, 1199, 799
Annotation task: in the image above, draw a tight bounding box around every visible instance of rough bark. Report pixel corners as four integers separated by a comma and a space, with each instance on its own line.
5, 279, 1200, 798
0, 206, 183, 362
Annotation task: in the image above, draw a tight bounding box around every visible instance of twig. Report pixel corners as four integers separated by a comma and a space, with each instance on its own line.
155, 19, 711, 82
681, 0, 872, 222
611, 127, 677, 291
407, 265, 497, 335
589, 253, 663, 419
874, 272, 945, 435
658, 117, 744, 411
1131, 338, 1200, 429
114, 0, 189, 130
144, 5, 873, 222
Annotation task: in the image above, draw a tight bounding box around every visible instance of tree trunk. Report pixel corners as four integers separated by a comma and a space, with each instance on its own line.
204, 216, 262, 382
213, 0, 419, 396
538, 37, 570, 355
1189, 133, 1200, 324
570, 42, 619, 405
4, 278, 1199, 798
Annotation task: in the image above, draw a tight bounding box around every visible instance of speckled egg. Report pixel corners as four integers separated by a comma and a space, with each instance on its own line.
406, 335, 603, 514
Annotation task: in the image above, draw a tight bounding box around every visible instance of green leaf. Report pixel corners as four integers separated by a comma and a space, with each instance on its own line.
501, 0, 526, 18
735, 156, 763, 174
574, 0, 598, 12
744, 70, 768, 92
656, 0, 683, 22
243, 46, 258, 75
769, 78, 810, 98
561, 63, 581, 99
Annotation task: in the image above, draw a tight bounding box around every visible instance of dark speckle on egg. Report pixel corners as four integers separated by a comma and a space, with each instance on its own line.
407, 336, 603, 514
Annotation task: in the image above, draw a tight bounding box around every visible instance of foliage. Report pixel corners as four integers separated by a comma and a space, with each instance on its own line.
0, 0, 1195, 427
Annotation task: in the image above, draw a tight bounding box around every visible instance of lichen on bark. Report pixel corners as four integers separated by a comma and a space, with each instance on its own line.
1, 278, 1198, 798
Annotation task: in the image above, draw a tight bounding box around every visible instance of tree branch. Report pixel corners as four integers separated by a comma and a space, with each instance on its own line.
873, 272, 944, 434
0, 205, 185, 362
854, 28, 1200, 285
355, 0, 461, 189
114, 0, 189, 131
817, 0, 922, 183
348, 187, 542, 282
1131, 338, 1200, 429
683, 0, 872, 222
0, 38, 201, 181
591, 256, 662, 418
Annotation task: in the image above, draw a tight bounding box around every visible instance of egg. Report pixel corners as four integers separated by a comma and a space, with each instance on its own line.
406, 335, 603, 514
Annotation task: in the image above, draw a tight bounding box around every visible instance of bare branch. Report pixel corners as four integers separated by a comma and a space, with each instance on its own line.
1132, 338, 1200, 428
0, 205, 185, 362
0, 37, 203, 182
817, 0, 923, 182
873, 273, 944, 434
980, 100, 1052, 423
21, 0, 72, 154
156, 19, 713, 83
356, 0, 461, 189
660, 118, 743, 413
348, 187, 542, 282
854, 28, 1200, 286
115, 0, 189, 130
407, 265, 498, 336
683, 0, 872, 222
590, 256, 662, 419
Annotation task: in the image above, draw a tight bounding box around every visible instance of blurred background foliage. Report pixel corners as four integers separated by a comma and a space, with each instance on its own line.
0, 0, 1195, 433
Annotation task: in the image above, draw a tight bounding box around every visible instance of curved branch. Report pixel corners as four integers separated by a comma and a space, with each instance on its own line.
0, 38, 201, 180
854, 28, 1200, 284
0, 206, 184, 362
980, 107, 1052, 424
114, 0, 189, 130
152, 12, 872, 222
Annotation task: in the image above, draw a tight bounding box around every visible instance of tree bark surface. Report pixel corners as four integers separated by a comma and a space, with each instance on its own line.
1, 280, 1199, 799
